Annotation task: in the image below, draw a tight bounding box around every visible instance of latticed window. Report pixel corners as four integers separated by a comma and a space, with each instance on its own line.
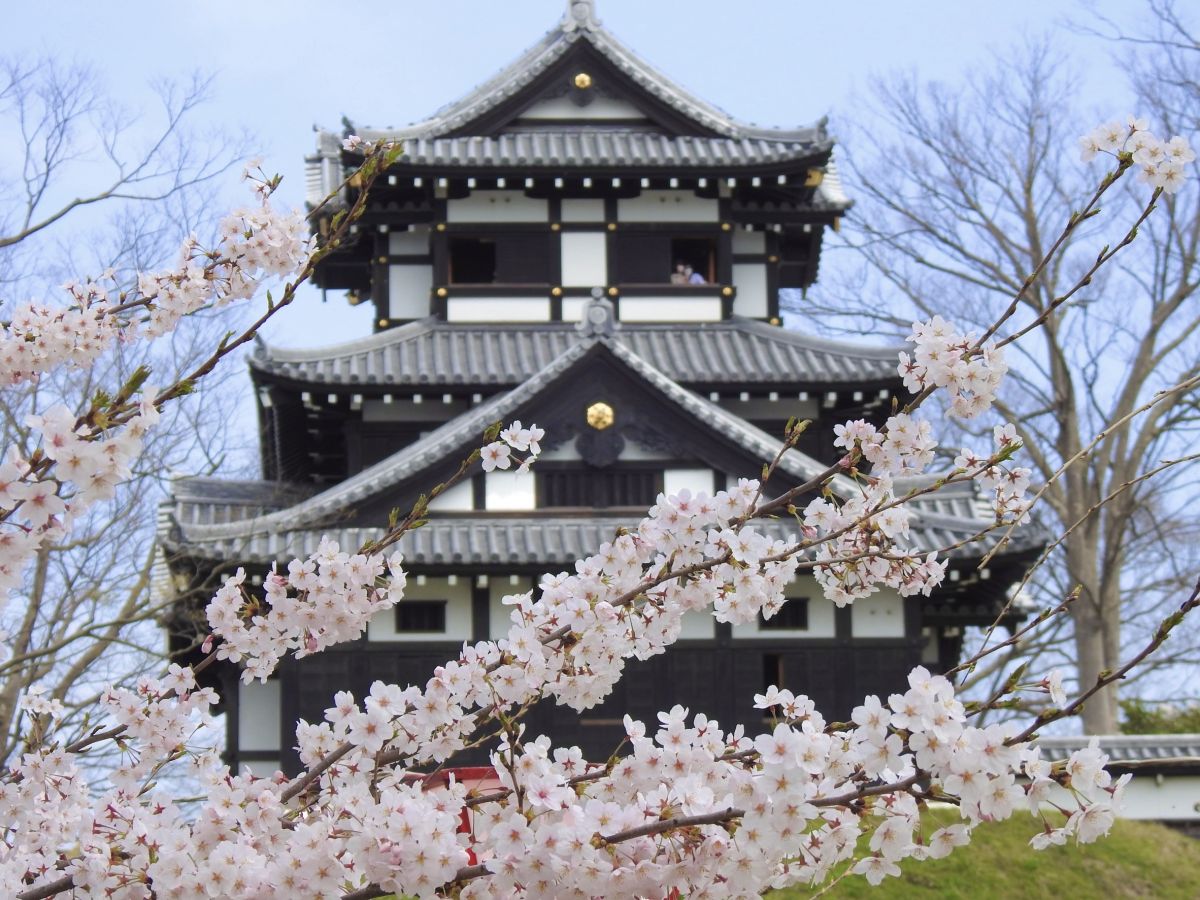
537, 468, 661, 508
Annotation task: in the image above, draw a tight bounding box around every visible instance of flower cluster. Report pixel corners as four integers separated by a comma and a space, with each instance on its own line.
99, 665, 218, 777
803, 475, 947, 607
0, 177, 308, 618
0, 394, 1123, 898
833, 412, 939, 476
0, 110, 1163, 895
207, 538, 407, 682
0, 389, 161, 613
956, 423, 1033, 523
1079, 116, 1194, 193
481, 420, 544, 472
1, 182, 307, 385
898, 315, 1008, 418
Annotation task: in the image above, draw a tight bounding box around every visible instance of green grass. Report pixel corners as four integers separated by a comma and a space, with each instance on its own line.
770, 810, 1200, 899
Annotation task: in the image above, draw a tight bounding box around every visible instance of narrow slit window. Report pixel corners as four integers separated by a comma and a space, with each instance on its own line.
762, 652, 784, 695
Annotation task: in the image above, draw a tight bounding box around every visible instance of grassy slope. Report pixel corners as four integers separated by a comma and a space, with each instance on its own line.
771, 813, 1200, 900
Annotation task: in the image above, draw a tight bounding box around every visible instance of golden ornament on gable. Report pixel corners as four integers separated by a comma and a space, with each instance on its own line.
586, 401, 615, 430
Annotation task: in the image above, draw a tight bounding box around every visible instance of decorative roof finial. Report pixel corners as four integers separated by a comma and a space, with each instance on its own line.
575, 287, 621, 338
562, 0, 599, 32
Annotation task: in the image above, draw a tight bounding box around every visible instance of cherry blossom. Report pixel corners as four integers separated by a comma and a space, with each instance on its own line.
1079, 118, 1194, 194
0, 121, 1191, 898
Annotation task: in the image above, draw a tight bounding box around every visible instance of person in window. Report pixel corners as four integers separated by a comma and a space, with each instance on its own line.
670, 261, 688, 284
685, 264, 706, 285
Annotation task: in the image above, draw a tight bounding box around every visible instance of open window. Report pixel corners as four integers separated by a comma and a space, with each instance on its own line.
614, 233, 717, 285
448, 238, 495, 283
449, 234, 550, 285
670, 237, 716, 284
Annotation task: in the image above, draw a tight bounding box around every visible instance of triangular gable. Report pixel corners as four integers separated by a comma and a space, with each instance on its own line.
439, 37, 731, 138
173, 337, 844, 545
356, 12, 804, 142
169, 330, 1036, 566
312, 338, 839, 527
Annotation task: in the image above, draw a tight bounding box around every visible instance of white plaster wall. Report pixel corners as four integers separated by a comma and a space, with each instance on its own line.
561, 297, 587, 322
447, 297, 550, 322
389, 264, 432, 319
428, 479, 474, 511
485, 470, 536, 510
238, 680, 280, 751
561, 232, 608, 287
664, 468, 714, 496
389, 227, 430, 254
561, 199, 606, 222
679, 610, 715, 640
517, 96, 646, 120
489, 579, 533, 640
1043, 776, 1200, 820
447, 191, 548, 223
619, 297, 722, 322
733, 230, 766, 253
732, 263, 769, 318
367, 577, 472, 643
851, 590, 906, 637
618, 191, 719, 222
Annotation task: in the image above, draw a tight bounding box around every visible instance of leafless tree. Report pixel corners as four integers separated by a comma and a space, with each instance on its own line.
0, 58, 251, 764
793, 11, 1200, 733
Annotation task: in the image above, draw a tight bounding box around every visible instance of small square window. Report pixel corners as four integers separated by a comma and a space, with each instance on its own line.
759, 598, 808, 631
395, 600, 447, 633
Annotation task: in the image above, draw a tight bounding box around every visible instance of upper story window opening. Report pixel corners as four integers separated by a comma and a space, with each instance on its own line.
614, 232, 717, 286
449, 234, 551, 285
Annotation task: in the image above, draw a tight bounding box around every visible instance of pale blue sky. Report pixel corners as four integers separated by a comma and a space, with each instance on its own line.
3, 0, 1134, 346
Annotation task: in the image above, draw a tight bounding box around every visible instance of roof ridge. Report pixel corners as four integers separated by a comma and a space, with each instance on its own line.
251, 317, 438, 367
730, 316, 904, 360
339, 9, 825, 144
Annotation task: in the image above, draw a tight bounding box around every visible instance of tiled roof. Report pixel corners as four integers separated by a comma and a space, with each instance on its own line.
250, 318, 902, 388
1037, 734, 1200, 768
169, 308, 1037, 569
353, 9, 823, 144
181, 335, 841, 542
171, 478, 313, 527
351, 133, 826, 171
306, 8, 844, 205
166, 502, 1037, 569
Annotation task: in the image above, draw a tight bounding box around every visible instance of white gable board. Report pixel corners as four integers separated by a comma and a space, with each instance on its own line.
447, 191, 548, 223
618, 191, 719, 223
516, 95, 647, 121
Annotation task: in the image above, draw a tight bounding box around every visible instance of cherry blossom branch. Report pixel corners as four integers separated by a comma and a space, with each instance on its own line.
1009, 575, 1200, 744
